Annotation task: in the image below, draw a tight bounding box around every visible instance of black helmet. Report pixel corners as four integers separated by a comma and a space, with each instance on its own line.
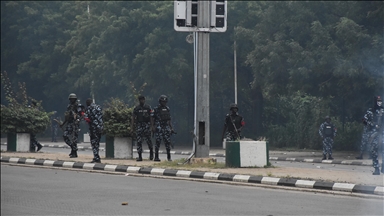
68, 93, 77, 99
159, 95, 168, 102
230, 103, 238, 110
138, 95, 145, 100
325, 116, 330, 120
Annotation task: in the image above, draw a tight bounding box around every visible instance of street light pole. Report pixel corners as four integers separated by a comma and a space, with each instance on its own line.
234, 39, 237, 104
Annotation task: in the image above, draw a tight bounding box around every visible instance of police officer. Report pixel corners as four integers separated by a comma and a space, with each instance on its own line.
365, 96, 384, 175
151, 95, 175, 161
84, 98, 103, 163
131, 95, 154, 161
61, 93, 84, 158
29, 101, 43, 152
356, 112, 372, 159
221, 103, 245, 142
318, 116, 337, 160
51, 111, 59, 142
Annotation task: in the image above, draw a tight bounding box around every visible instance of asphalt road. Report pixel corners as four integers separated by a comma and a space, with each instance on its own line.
1, 145, 373, 174
1, 165, 383, 216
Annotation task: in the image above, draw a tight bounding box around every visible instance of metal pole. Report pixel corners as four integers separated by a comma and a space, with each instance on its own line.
234, 40, 237, 104
195, 0, 210, 158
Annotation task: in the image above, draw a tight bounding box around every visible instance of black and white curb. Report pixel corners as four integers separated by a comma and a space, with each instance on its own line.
1, 156, 383, 196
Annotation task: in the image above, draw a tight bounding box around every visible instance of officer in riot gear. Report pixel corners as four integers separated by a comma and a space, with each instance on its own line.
151, 95, 175, 161
84, 98, 103, 163
365, 96, 384, 175
131, 95, 154, 161
61, 93, 84, 158
221, 103, 245, 142
318, 116, 337, 160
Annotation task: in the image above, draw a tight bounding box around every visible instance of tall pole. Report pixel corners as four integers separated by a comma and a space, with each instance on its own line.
195, 0, 210, 157
234, 40, 237, 104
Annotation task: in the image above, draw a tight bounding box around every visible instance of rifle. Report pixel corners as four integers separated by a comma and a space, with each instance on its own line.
53, 119, 64, 131
170, 130, 177, 149
229, 115, 241, 140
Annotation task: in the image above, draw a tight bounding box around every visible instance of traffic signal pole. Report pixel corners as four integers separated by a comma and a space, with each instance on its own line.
195, 0, 210, 157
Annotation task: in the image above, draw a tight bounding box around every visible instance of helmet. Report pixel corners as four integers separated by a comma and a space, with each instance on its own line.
159, 95, 168, 102
230, 103, 238, 110
138, 95, 145, 100
325, 116, 330, 120
68, 93, 77, 99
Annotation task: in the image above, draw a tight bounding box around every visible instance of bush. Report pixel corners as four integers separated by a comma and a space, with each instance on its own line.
0, 71, 50, 134
103, 98, 133, 137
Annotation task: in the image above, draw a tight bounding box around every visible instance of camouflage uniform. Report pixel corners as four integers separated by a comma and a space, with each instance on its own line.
365, 105, 384, 172
63, 102, 83, 154
85, 102, 103, 162
318, 118, 337, 160
30, 133, 42, 151
152, 105, 172, 152
132, 104, 153, 158
224, 113, 245, 141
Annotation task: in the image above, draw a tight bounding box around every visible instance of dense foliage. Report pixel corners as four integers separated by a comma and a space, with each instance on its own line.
1, 1, 383, 149
103, 98, 133, 137
1, 71, 50, 134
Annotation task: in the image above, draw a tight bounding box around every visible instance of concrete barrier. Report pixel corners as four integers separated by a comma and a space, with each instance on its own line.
226, 140, 268, 167
105, 136, 133, 159
7, 133, 31, 152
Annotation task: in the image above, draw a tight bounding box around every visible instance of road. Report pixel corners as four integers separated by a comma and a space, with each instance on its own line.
1, 145, 373, 174
1, 165, 383, 215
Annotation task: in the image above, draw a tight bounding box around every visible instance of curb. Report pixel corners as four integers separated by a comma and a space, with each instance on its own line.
1, 156, 383, 196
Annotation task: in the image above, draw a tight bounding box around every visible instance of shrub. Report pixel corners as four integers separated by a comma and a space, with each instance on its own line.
103, 98, 133, 137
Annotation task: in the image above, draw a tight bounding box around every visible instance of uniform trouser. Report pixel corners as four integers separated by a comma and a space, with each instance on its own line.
63, 122, 78, 151
136, 122, 153, 154
89, 127, 101, 160
225, 131, 240, 141
369, 131, 383, 169
359, 127, 369, 155
155, 126, 171, 152
30, 134, 41, 148
322, 137, 334, 156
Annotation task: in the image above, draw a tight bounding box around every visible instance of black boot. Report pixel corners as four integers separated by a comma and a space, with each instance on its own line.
69, 150, 74, 157
373, 167, 380, 175
322, 154, 326, 160
328, 155, 334, 160
355, 153, 363, 160
136, 153, 143, 161
167, 149, 172, 161
154, 151, 161, 162
36, 144, 43, 152
70, 151, 78, 158
149, 148, 154, 160
91, 158, 101, 163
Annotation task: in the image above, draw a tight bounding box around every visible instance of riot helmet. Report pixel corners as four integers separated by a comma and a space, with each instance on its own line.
159, 95, 168, 103
68, 93, 77, 99
230, 103, 238, 111
375, 96, 382, 108
138, 95, 145, 100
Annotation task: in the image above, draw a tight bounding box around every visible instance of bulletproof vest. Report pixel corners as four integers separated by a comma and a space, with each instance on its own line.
65, 103, 78, 123
373, 108, 384, 129
324, 124, 333, 137
227, 114, 242, 132
136, 105, 151, 122
159, 106, 170, 121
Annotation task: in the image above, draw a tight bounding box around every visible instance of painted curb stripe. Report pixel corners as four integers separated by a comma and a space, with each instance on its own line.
295, 180, 316, 188
313, 159, 323, 163
139, 167, 152, 174
43, 160, 55, 166
261, 177, 280, 185
63, 161, 75, 168
73, 162, 84, 169
203, 172, 220, 180
127, 166, 140, 173
332, 183, 355, 192
322, 160, 333, 164
82, 163, 95, 170
313, 182, 334, 190
286, 158, 296, 161
190, 171, 205, 179
18, 158, 27, 164
151, 168, 165, 175
53, 161, 64, 167
176, 170, 191, 178
115, 165, 129, 172
93, 163, 106, 170
104, 165, 117, 172
25, 159, 36, 165
374, 187, 384, 195
34, 159, 45, 166
248, 176, 263, 183
278, 178, 299, 187
331, 160, 342, 164
10, 158, 19, 163
163, 169, 178, 176
218, 173, 235, 181
352, 185, 376, 194
304, 159, 314, 162
233, 175, 251, 182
